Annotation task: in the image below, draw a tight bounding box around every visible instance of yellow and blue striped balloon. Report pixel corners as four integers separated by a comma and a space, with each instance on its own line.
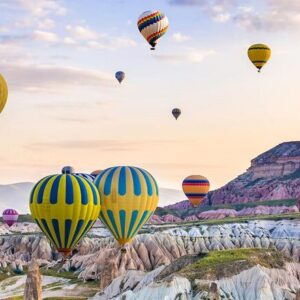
94, 166, 159, 246
29, 168, 100, 255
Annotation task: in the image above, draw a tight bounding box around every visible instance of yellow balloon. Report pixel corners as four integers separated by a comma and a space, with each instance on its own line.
30, 169, 101, 256
248, 44, 271, 72
94, 166, 159, 246
0, 74, 8, 114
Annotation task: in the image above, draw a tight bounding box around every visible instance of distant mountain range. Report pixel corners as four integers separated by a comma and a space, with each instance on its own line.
0, 182, 183, 213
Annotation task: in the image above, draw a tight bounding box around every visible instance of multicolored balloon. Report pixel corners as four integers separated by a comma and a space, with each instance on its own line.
172, 108, 181, 120
248, 44, 271, 72
94, 166, 159, 246
29, 167, 101, 256
75, 173, 95, 182
182, 175, 210, 208
0, 74, 8, 114
137, 10, 169, 50
91, 170, 102, 177
2, 209, 18, 227
115, 71, 125, 84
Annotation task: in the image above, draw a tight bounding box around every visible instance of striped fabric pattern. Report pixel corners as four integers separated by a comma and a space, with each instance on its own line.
75, 173, 95, 182
0, 73, 8, 114
2, 209, 19, 226
137, 11, 169, 48
30, 174, 100, 254
182, 175, 210, 208
248, 44, 271, 71
94, 166, 159, 246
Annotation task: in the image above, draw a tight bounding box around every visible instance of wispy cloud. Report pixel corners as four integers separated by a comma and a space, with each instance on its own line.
172, 32, 191, 43
26, 139, 182, 151
1, 62, 114, 92
33, 30, 58, 42
170, 0, 300, 31
154, 48, 215, 64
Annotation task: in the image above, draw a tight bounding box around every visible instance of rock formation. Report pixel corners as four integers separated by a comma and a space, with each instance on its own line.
24, 259, 42, 300
165, 142, 300, 212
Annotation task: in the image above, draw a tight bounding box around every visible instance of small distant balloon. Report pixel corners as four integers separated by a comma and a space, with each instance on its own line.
172, 108, 181, 120
61, 166, 74, 174
182, 175, 210, 208
0, 74, 8, 114
91, 170, 103, 177
2, 209, 18, 227
137, 10, 169, 50
115, 71, 125, 84
248, 44, 271, 72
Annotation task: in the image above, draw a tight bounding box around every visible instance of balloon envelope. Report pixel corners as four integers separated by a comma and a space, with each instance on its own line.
182, 175, 210, 208
248, 44, 271, 72
30, 168, 100, 255
2, 209, 18, 227
0, 74, 8, 114
74, 173, 95, 182
115, 71, 125, 84
137, 11, 169, 49
172, 108, 181, 120
94, 166, 159, 246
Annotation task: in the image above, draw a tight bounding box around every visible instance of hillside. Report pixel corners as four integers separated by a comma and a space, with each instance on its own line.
165, 142, 300, 216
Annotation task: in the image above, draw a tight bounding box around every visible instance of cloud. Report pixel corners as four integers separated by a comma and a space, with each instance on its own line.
172, 32, 190, 43
17, 0, 66, 17
154, 48, 215, 64
27, 139, 181, 151
170, 0, 235, 23
66, 25, 98, 40
64, 24, 136, 50
1, 62, 114, 92
233, 1, 300, 31
33, 30, 58, 43
38, 18, 55, 30
170, 0, 300, 31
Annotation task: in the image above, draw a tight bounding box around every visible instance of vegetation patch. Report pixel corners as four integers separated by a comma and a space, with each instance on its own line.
179, 248, 288, 281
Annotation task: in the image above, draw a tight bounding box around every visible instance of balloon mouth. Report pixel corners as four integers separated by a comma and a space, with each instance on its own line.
58, 248, 72, 257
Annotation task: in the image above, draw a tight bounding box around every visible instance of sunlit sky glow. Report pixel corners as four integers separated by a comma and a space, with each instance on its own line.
1, 0, 300, 191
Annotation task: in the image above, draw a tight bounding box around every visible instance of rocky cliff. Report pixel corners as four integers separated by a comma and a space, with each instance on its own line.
166, 142, 300, 213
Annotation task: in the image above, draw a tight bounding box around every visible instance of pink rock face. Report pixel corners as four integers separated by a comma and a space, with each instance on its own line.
197, 209, 237, 220
161, 214, 182, 223
163, 142, 300, 209
184, 215, 198, 222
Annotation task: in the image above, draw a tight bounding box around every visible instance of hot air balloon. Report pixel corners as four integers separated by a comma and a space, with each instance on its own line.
91, 170, 102, 177
182, 175, 210, 208
30, 167, 100, 256
75, 173, 95, 182
172, 108, 181, 120
248, 44, 271, 72
2, 209, 18, 227
94, 166, 159, 246
0, 73, 8, 114
115, 71, 125, 84
137, 11, 169, 50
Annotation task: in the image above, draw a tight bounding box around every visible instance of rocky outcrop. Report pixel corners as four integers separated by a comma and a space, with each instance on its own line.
0, 220, 299, 285
90, 262, 300, 300
150, 206, 299, 223
165, 142, 300, 210
24, 259, 42, 300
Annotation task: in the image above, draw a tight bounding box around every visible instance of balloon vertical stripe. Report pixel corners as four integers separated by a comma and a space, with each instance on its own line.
30, 172, 100, 254
94, 166, 159, 246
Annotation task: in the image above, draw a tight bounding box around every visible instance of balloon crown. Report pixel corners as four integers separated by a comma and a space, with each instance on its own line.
61, 166, 74, 174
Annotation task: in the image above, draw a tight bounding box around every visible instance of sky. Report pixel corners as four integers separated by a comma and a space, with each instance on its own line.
0, 0, 300, 192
